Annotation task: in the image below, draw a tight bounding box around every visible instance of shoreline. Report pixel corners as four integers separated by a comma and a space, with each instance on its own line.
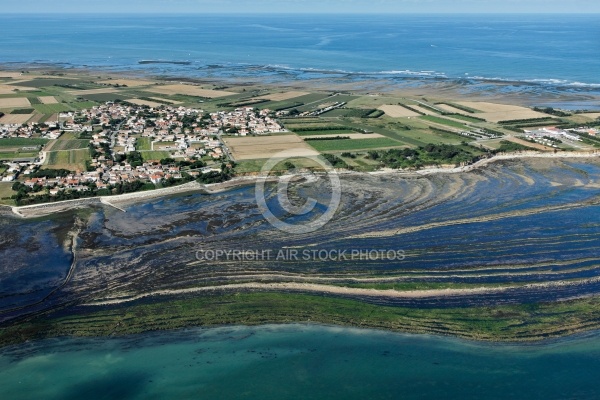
6, 151, 599, 219
2, 63, 600, 107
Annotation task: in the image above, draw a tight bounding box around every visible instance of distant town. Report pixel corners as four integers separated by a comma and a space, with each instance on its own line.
0, 102, 285, 204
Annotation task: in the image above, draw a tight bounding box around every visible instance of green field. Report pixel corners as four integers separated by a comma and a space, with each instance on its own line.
446, 114, 485, 123
0, 151, 38, 160
82, 93, 128, 102
235, 157, 325, 173
0, 182, 15, 205
0, 138, 49, 147
307, 137, 402, 152
10, 108, 34, 114
420, 115, 470, 130
70, 101, 99, 110
13, 78, 96, 88
137, 137, 153, 151
33, 103, 71, 114
47, 139, 91, 151
45, 149, 90, 170
141, 151, 172, 161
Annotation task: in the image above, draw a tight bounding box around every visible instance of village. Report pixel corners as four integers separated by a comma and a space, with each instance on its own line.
0, 102, 285, 197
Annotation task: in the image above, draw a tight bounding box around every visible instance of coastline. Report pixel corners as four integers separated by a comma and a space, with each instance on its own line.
6, 151, 599, 219
2, 62, 600, 107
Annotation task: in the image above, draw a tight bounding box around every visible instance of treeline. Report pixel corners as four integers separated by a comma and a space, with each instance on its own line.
362, 109, 385, 118
493, 140, 532, 152
397, 104, 425, 115
366, 143, 481, 170
436, 102, 478, 114
322, 154, 349, 169
533, 107, 571, 117
304, 136, 350, 141
292, 126, 354, 132
30, 168, 72, 178
499, 117, 558, 125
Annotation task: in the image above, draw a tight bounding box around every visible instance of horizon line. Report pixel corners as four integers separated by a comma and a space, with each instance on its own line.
2, 11, 599, 15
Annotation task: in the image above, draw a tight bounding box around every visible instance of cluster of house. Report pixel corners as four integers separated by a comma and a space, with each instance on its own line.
1, 102, 284, 191
17, 162, 202, 194
209, 107, 284, 135
523, 127, 584, 146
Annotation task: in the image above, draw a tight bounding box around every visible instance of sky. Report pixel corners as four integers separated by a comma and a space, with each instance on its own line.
4, 0, 600, 14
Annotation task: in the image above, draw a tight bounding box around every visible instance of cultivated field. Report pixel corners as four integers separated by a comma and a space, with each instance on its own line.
436, 103, 473, 114
410, 104, 439, 116
150, 84, 236, 98
46, 139, 91, 151
45, 149, 90, 170
99, 79, 156, 87
456, 102, 549, 123
257, 91, 310, 101
126, 98, 163, 108
0, 114, 34, 124
0, 85, 37, 95
0, 97, 31, 108
149, 97, 181, 104
141, 151, 172, 161
0, 72, 28, 79
38, 96, 59, 104
224, 135, 319, 160
33, 104, 71, 114
378, 104, 420, 118
580, 113, 600, 120
307, 137, 402, 152
67, 88, 118, 95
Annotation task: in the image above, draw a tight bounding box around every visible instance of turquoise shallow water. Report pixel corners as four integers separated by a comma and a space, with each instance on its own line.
2, 324, 600, 400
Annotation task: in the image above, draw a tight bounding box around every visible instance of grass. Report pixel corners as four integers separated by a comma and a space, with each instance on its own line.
70, 101, 99, 110
10, 108, 35, 114
0, 182, 15, 205
137, 137, 153, 151
82, 93, 127, 102
45, 149, 90, 170
141, 150, 172, 161
47, 139, 90, 151
235, 157, 323, 173
0, 138, 49, 147
5, 292, 600, 347
420, 115, 470, 130
334, 120, 423, 147
0, 151, 38, 160
33, 103, 71, 114
446, 114, 486, 123
12, 78, 96, 88
307, 137, 402, 152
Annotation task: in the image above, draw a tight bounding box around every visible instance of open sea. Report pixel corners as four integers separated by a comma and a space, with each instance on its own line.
3, 324, 600, 400
0, 14, 599, 103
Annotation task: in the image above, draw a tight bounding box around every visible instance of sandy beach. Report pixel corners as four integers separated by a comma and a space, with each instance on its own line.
85, 275, 600, 307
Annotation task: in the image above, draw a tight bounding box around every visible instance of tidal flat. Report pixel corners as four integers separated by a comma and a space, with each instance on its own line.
1, 158, 600, 345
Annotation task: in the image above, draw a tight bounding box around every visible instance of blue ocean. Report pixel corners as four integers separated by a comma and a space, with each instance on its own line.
0, 14, 599, 98
3, 324, 600, 400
